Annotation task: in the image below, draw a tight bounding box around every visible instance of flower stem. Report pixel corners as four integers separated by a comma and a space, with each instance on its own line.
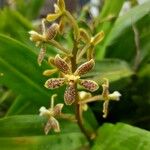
71, 40, 91, 142
65, 10, 79, 40
48, 39, 70, 54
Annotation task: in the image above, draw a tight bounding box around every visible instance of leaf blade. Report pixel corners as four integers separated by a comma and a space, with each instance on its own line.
92, 123, 150, 150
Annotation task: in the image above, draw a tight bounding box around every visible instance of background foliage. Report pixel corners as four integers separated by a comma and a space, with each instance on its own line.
0, 0, 150, 149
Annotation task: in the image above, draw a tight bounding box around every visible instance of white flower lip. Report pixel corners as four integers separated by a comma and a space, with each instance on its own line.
28, 30, 38, 35
109, 91, 121, 101
39, 106, 50, 116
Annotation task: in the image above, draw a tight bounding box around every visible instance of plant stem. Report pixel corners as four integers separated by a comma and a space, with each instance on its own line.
75, 100, 91, 142
76, 44, 90, 63
78, 95, 103, 104
48, 39, 70, 54
65, 10, 79, 40
71, 40, 91, 142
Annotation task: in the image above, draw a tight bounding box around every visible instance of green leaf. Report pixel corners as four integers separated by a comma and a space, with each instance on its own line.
0, 115, 80, 137
105, 2, 150, 44
0, 34, 55, 105
95, 0, 124, 59
6, 95, 40, 116
0, 134, 87, 150
0, 8, 32, 44
15, 0, 45, 20
84, 59, 133, 84
105, 17, 150, 63
97, 1, 150, 59
0, 115, 88, 150
92, 123, 150, 150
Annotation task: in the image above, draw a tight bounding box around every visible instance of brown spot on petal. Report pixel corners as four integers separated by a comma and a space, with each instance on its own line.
79, 79, 99, 92
53, 104, 64, 116
38, 47, 46, 66
44, 119, 52, 135
50, 117, 60, 132
45, 78, 65, 89
54, 54, 70, 74
64, 83, 76, 105
74, 59, 95, 76
44, 117, 60, 134
45, 23, 59, 40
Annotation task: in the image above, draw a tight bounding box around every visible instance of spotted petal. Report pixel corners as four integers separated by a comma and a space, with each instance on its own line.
44, 117, 60, 134
54, 54, 71, 74
53, 103, 64, 116
45, 23, 59, 40
44, 78, 65, 89
74, 59, 95, 76
64, 83, 76, 105
37, 47, 46, 66
79, 79, 99, 92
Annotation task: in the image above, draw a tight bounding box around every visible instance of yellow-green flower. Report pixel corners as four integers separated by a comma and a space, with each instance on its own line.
101, 79, 121, 118
29, 19, 59, 65
46, 0, 66, 22
39, 94, 64, 134
44, 55, 99, 105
